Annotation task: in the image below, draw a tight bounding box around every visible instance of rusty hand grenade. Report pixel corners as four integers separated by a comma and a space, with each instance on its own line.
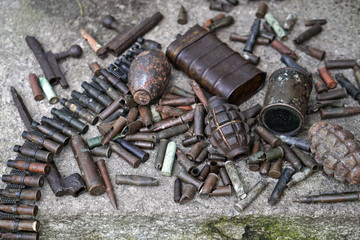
205, 96, 251, 160
309, 121, 360, 184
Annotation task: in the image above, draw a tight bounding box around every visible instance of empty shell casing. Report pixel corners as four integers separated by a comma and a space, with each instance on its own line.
304, 19, 327, 26
0, 189, 41, 201
139, 105, 153, 129
90, 146, 112, 158
194, 104, 205, 137
307, 100, 345, 114
208, 153, 226, 161
0, 204, 38, 217
155, 123, 189, 140
281, 143, 303, 171
278, 135, 311, 152
101, 69, 129, 94
353, 65, 360, 86
60, 98, 99, 125
124, 133, 156, 143
71, 90, 105, 114
92, 75, 121, 100
101, 116, 127, 145
189, 80, 209, 111
2, 175, 44, 188
270, 39, 297, 60
225, 160, 246, 199
248, 134, 261, 171
287, 168, 313, 188
161, 141, 177, 176
97, 121, 114, 135
244, 18, 261, 53
313, 73, 328, 93
254, 126, 281, 147
29, 73, 44, 101
294, 191, 360, 204
22, 131, 63, 154
265, 13, 287, 40
280, 54, 310, 76
88, 62, 102, 76
198, 165, 210, 181
115, 138, 149, 162
256, 1, 267, 18
0, 232, 39, 240
176, 171, 204, 190
95, 159, 117, 209
87, 136, 103, 149
325, 59, 357, 69
98, 97, 125, 121
127, 107, 139, 123
177, 5, 188, 25
176, 148, 195, 172
7, 160, 50, 175
51, 108, 89, 134
242, 104, 262, 119
268, 167, 295, 206
268, 158, 283, 179
162, 93, 181, 99
234, 179, 268, 211
209, 1, 233, 13
290, 146, 318, 171
293, 23, 322, 45
219, 167, 231, 186
186, 141, 209, 161
200, 173, 219, 199
0, 219, 40, 232
81, 82, 112, 107
179, 184, 196, 204
159, 97, 196, 106
229, 34, 270, 45
182, 136, 200, 147
13, 145, 53, 163
169, 86, 194, 98
335, 73, 360, 100
318, 67, 337, 89
110, 142, 141, 168
260, 160, 271, 175
31, 121, 69, 145
195, 148, 208, 164
316, 88, 348, 101
134, 141, 154, 149
156, 105, 188, 117
174, 178, 182, 203
210, 185, 232, 196
81, 29, 102, 55
39, 77, 59, 104
320, 107, 360, 119
115, 175, 159, 186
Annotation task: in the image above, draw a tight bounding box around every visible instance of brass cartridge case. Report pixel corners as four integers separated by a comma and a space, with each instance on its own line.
177, 5, 188, 25
155, 123, 189, 141
0, 204, 38, 217
189, 80, 209, 110
208, 160, 220, 173
102, 116, 127, 145
256, 1, 267, 18
176, 148, 195, 172
198, 165, 210, 181
294, 44, 326, 60
316, 88, 348, 101
290, 146, 318, 171
208, 153, 226, 161
254, 126, 281, 147
318, 67, 337, 89
219, 167, 231, 186
115, 138, 149, 162
0, 189, 41, 201
87, 136, 103, 149
206, 159, 225, 167
270, 39, 297, 60
31, 121, 69, 145
7, 160, 50, 175
287, 168, 313, 188
127, 107, 139, 123
293, 23, 322, 45
210, 185, 232, 196
320, 107, 360, 119
307, 100, 344, 114
71, 90, 105, 114
234, 179, 268, 211
268, 158, 283, 179
153, 113, 190, 132
244, 18, 261, 53
313, 74, 328, 93
98, 97, 125, 121
134, 141, 154, 149
190, 167, 201, 177
155, 105, 188, 118
161, 141, 177, 176
110, 142, 141, 168
194, 104, 205, 137
325, 59, 357, 69
70, 134, 105, 196
51, 108, 89, 134
229, 34, 270, 45
195, 148, 208, 164
0, 219, 40, 232
0, 232, 38, 240
278, 135, 311, 152
268, 167, 295, 206
304, 19, 327, 26
335, 73, 360, 100
29, 73, 44, 101
174, 178, 182, 203
208, 15, 234, 32
225, 160, 246, 199
100, 69, 129, 94
88, 62, 102, 76
22, 131, 62, 154
169, 86, 194, 98
138, 105, 153, 129
162, 93, 181, 99
81, 82, 112, 107
92, 75, 121, 100
200, 173, 219, 198
281, 143, 303, 171
265, 13, 287, 40
159, 97, 196, 106
115, 175, 159, 186
293, 191, 360, 203
80, 29, 102, 55
90, 146, 112, 158
242, 104, 262, 119
13, 145, 53, 163
179, 184, 196, 204
182, 136, 199, 147
183, 124, 195, 138
186, 141, 209, 161
97, 121, 114, 135
2, 175, 44, 188
125, 133, 156, 143
121, 120, 144, 136
176, 171, 204, 190
155, 139, 169, 170
248, 135, 261, 171
209, 1, 233, 13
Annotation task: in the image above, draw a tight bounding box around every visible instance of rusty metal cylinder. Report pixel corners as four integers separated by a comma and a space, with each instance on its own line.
138, 105, 153, 129
293, 23, 322, 45
166, 25, 266, 105
134, 141, 154, 149
13, 145, 53, 163
281, 143, 303, 171
0, 204, 38, 217
31, 121, 69, 145
182, 136, 200, 147
22, 131, 62, 154
0, 219, 40, 232
325, 59, 357, 69
186, 141, 208, 161
0, 189, 41, 201
0, 232, 38, 240
7, 160, 50, 175
229, 34, 270, 45
335, 73, 360, 100
70, 134, 105, 196
176, 171, 204, 190
60, 98, 99, 125
29, 73, 44, 101
110, 142, 141, 168
270, 39, 298, 60
128, 50, 171, 105
194, 104, 205, 138
304, 19, 327, 26
71, 90, 105, 114
90, 146, 112, 158
313, 74, 328, 93
176, 148, 195, 172
316, 88, 348, 101
318, 67, 337, 89
101, 69, 130, 94
260, 68, 312, 136
2, 175, 44, 188
200, 173, 219, 198
92, 75, 121, 101
174, 178, 182, 203
51, 108, 89, 134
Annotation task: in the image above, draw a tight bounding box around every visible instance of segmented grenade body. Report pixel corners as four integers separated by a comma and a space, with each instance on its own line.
205, 96, 251, 160
309, 122, 360, 184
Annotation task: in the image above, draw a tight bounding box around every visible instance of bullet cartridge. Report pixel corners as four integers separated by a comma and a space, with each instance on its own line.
287, 168, 313, 188
92, 75, 121, 101
325, 59, 357, 69
155, 105, 188, 118
268, 167, 295, 206
353, 65, 360, 86
159, 97, 196, 107
295, 44, 326, 60
155, 123, 189, 140
90, 146, 112, 158
161, 141, 177, 176
51, 108, 89, 134
335, 73, 360, 100
186, 141, 209, 161
265, 13, 287, 40
29, 73, 44, 101
153, 111, 193, 132
254, 126, 281, 147
200, 173, 219, 199
125, 133, 156, 143
226, 0, 238, 6
234, 179, 268, 211
39, 77, 59, 104
256, 1, 267, 18
71, 90, 105, 114
320, 107, 360, 119
138, 105, 153, 130
80, 29, 103, 55
208, 153, 226, 161
95, 159, 117, 209
194, 104, 205, 137
307, 100, 344, 114
98, 98, 125, 121
170, 86, 194, 98
81, 82, 112, 107
176, 148, 195, 172
283, 14, 297, 30
206, 159, 225, 168
183, 124, 195, 138
270, 39, 297, 60
7, 160, 50, 175
88, 62, 102, 76
225, 160, 246, 199
229, 34, 270, 45
31, 121, 69, 145
293, 23, 322, 45
188, 80, 209, 110
120, 120, 144, 136
22, 131, 63, 154
13, 145, 53, 163
102, 116, 127, 145
97, 121, 114, 135
176, 171, 204, 190
209, 1, 233, 13
115, 138, 149, 162
293, 191, 360, 204
304, 19, 327, 26
179, 184, 197, 204
316, 88, 348, 101
281, 143, 302, 171
162, 93, 181, 99
0, 204, 38, 217
290, 145, 318, 171
174, 178, 182, 203
2, 175, 44, 188
0, 189, 41, 201
278, 135, 311, 152
313, 73, 328, 93
244, 18, 261, 53
150, 105, 162, 123
318, 67, 337, 89
115, 175, 159, 186
198, 165, 211, 181
100, 69, 129, 94
182, 136, 200, 147
208, 16, 234, 32
70, 134, 105, 196
268, 158, 283, 179
242, 104, 262, 120
280, 54, 310, 75
110, 142, 141, 168
127, 107, 139, 123
195, 148, 208, 164
248, 134, 261, 171
210, 185, 232, 196
0, 219, 40, 232
0, 232, 39, 240
134, 141, 154, 149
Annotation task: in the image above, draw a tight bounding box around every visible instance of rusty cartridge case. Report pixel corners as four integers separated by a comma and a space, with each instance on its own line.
166, 25, 266, 105
155, 139, 168, 170
176, 171, 204, 190
121, 120, 144, 136
13, 145, 53, 163
7, 160, 50, 175
190, 166, 201, 177
115, 138, 149, 162
307, 100, 345, 114
229, 34, 270, 45
92, 75, 121, 101
39, 77, 59, 104
134, 141, 154, 149
208, 15, 235, 32
316, 88, 348, 101
260, 68, 312, 136
293, 23, 322, 45
208, 153, 226, 161
335, 73, 360, 100
176, 148, 195, 172
259, 159, 271, 175
0, 219, 40, 232
102, 116, 127, 145
0, 189, 41, 201
51, 108, 89, 134
186, 141, 209, 161
153, 111, 194, 132
127, 107, 139, 123
318, 67, 337, 89
97, 121, 114, 135
248, 135, 261, 171
209, 1, 233, 13
0, 232, 39, 240
294, 44, 326, 60
162, 93, 181, 99
159, 97, 196, 106
254, 126, 281, 147
28, 73, 44, 101
155, 123, 189, 141
325, 59, 357, 69
150, 105, 162, 122
174, 178, 182, 203
0, 204, 38, 217
234, 179, 268, 211
225, 160, 246, 199
88, 62, 102, 76
281, 143, 303, 171
304, 19, 327, 26
268, 167, 295, 206
247, 146, 284, 164
278, 135, 310, 152
268, 158, 283, 179
242, 104, 262, 119
100, 69, 129, 94
177, 5, 188, 25
155, 105, 188, 118
194, 104, 205, 137
353, 65, 360, 86
179, 184, 197, 204
31, 121, 69, 145
293, 191, 360, 203
182, 136, 200, 147
283, 14, 297, 30
195, 148, 208, 164
265, 13, 287, 40
290, 146, 318, 171
244, 18, 261, 53
169, 86, 194, 98
81, 82, 112, 107
320, 107, 360, 119
22, 131, 62, 154
80, 29, 102, 54
95, 159, 117, 209
270, 39, 297, 60
71, 90, 105, 114
128, 50, 171, 105
110, 142, 141, 168
98, 98, 125, 121
210, 185, 232, 196
125, 133, 156, 143
138, 105, 153, 129
183, 124, 195, 138
198, 165, 210, 181
203, 13, 225, 31
280, 54, 310, 76
115, 175, 159, 187
60, 98, 99, 125
313, 74, 328, 93
200, 173, 219, 198
70, 134, 105, 196
161, 141, 177, 176
189, 80, 209, 110
2, 175, 44, 188
90, 146, 112, 158
287, 168, 313, 188
219, 167, 231, 186
256, 1, 267, 18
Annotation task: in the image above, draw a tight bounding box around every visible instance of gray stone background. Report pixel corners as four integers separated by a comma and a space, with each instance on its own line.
0, 0, 359, 239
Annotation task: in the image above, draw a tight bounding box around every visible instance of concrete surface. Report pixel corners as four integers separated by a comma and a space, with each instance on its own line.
0, 0, 360, 239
